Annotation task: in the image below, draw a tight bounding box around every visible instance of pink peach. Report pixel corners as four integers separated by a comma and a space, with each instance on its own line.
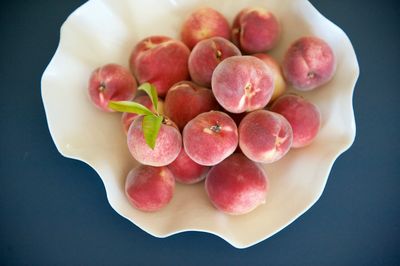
205, 153, 268, 215
88, 63, 137, 112
168, 148, 209, 184
183, 111, 238, 166
211, 56, 274, 113
232, 8, 280, 54
129, 36, 190, 97
127, 116, 182, 166
283, 36, 336, 91
239, 110, 293, 163
181, 7, 230, 50
270, 94, 321, 148
164, 81, 219, 131
125, 165, 175, 212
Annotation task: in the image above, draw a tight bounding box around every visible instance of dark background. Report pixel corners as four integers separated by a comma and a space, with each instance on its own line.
1, 0, 399, 265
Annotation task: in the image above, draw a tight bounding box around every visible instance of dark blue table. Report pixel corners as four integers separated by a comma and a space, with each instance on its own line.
1, 1, 399, 265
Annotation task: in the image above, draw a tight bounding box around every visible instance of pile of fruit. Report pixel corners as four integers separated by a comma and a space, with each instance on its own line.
87, 7, 336, 215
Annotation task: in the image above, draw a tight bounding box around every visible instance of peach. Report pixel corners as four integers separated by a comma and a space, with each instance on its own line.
183, 111, 238, 166
253, 53, 286, 101
168, 148, 209, 184
127, 116, 182, 166
239, 110, 293, 163
129, 36, 190, 97
181, 7, 230, 50
270, 94, 321, 148
205, 153, 268, 215
164, 81, 219, 131
121, 95, 164, 133
283, 36, 336, 91
125, 165, 174, 212
232, 8, 280, 54
88, 63, 137, 112
211, 56, 274, 113
188, 37, 241, 87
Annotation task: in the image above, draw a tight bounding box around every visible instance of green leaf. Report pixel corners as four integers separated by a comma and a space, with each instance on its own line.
142, 115, 163, 150
138, 83, 158, 112
108, 101, 153, 116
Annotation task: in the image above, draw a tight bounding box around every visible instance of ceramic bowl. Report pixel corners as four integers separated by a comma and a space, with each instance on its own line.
41, 0, 359, 248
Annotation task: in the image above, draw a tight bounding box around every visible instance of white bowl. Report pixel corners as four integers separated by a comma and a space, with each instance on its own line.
41, 0, 359, 248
